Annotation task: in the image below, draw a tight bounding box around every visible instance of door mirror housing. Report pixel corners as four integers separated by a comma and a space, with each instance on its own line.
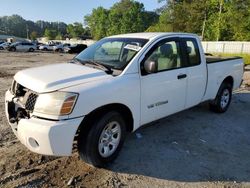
144, 60, 157, 74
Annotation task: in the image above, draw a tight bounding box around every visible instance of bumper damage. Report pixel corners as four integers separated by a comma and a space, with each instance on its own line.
5, 89, 84, 156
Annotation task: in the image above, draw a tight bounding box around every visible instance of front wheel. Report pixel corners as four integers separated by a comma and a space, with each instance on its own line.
209, 82, 232, 113
9, 47, 16, 52
58, 48, 63, 53
78, 111, 126, 167
29, 48, 34, 52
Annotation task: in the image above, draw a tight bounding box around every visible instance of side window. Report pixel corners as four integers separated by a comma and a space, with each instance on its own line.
145, 40, 182, 72
185, 39, 200, 66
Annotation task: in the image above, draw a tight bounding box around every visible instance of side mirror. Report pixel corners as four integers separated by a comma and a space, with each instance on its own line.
144, 60, 157, 74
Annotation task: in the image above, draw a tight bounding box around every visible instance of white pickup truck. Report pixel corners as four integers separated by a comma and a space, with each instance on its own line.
5, 33, 243, 167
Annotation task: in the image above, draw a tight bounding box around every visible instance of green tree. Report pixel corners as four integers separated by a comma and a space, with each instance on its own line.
84, 0, 158, 40
66, 22, 86, 38
85, 7, 109, 40
44, 28, 57, 40
55, 32, 63, 40
30, 31, 38, 40
108, 0, 145, 35
150, 0, 250, 41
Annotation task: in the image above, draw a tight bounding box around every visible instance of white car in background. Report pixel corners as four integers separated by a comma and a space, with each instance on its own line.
53, 43, 70, 52
0, 42, 11, 50
8, 42, 36, 52
39, 44, 56, 51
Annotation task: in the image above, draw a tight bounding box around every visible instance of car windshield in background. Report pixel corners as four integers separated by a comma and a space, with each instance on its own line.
75, 38, 148, 70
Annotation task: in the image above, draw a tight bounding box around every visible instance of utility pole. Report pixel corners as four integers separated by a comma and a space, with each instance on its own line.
26, 25, 29, 39
216, 0, 223, 41
201, 12, 207, 40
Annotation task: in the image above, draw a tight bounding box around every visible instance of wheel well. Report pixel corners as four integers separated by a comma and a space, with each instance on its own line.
222, 76, 234, 88
74, 103, 134, 145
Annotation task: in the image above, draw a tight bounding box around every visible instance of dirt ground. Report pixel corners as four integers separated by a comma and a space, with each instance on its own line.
0, 51, 250, 188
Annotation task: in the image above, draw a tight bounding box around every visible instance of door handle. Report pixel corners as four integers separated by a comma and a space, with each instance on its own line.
177, 74, 187, 79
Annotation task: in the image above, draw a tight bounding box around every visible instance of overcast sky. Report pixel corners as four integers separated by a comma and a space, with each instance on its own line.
0, 0, 164, 24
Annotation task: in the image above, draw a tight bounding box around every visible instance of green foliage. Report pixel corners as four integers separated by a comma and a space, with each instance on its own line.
0, 15, 70, 39
55, 32, 63, 40
44, 29, 57, 40
66, 22, 87, 38
85, 7, 110, 40
150, 0, 250, 41
85, 0, 159, 40
30, 31, 38, 40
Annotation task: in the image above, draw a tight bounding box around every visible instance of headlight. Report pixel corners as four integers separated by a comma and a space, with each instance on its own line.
34, 92, 78, 116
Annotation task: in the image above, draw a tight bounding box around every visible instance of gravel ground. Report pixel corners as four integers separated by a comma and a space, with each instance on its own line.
0, 51, 250, 188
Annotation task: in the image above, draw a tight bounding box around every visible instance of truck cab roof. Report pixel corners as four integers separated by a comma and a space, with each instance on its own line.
107, 32, 199, 40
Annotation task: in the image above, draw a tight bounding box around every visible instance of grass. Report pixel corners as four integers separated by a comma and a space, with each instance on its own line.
214, 53, 250, 65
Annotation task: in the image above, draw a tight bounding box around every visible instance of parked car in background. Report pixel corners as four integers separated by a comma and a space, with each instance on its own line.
53, 43, 70, 52
36, 42, 45, 50
64, 44, 87, 54
0, 42, 11, 50
7, 42, 36, 52
39, 44, 56, 51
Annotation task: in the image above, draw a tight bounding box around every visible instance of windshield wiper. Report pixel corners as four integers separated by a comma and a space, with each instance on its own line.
75, 59, 113, 74
70, 58, 83, 65
71, 58, 113, 74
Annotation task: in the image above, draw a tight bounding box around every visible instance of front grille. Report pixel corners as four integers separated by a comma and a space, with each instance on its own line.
11, 80, 38, 112
25, 93, 38, 111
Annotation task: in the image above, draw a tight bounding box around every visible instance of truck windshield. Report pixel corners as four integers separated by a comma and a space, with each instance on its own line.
75, 38, 148, 70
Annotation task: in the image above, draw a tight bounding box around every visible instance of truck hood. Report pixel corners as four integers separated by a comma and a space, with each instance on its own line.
14, 63, 111, 93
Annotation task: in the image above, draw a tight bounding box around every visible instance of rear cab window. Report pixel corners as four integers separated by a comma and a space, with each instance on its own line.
182, 38, 201, 66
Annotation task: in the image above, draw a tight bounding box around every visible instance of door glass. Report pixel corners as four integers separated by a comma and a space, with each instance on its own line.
186, 40, 201, 66
146, 41, 182, 72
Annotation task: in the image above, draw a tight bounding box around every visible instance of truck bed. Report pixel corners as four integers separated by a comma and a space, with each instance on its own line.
206, 55, 242, 64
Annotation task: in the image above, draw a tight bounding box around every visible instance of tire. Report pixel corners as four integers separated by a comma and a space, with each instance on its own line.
78, 111, 126, 167
58, 48, 63, 53
29, 48, 34, 52
0, 47, 3, 50
209, 82, 232, 113
9, 47, 16, 52
44, 48, 48, 51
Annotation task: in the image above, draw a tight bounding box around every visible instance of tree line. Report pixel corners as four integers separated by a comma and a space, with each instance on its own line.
0, 0, 250, 41
0, 15, 90, 40
147, 0, 250, 41
86, 0, 250, 41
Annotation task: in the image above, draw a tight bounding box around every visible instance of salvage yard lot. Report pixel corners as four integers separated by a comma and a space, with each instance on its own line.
0, 51, 250, 188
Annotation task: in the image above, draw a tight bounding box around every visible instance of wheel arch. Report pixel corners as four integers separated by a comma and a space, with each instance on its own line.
74, 103, 134, 149
222, 75, 234, 88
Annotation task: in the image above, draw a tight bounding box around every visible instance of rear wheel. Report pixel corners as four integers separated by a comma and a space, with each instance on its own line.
78, 111, 126, 167
9, 47, 16, 52
58, 48, 63, 53
29, 48, 34, 52
209, 82, 232, 113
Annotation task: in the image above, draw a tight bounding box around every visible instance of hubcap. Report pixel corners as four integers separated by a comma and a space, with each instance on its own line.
98, 121, 121, 158
220, 89, 230, 108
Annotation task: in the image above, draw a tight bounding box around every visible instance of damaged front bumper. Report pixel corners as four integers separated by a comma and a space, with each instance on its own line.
5, 89, 84, 156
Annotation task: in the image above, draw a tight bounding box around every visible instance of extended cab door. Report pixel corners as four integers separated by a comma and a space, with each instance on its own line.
181, 37, 207, 108
140, 38, 188, 125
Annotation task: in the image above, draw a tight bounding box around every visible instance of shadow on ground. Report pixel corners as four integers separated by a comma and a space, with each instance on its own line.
109, 92, 250, 183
